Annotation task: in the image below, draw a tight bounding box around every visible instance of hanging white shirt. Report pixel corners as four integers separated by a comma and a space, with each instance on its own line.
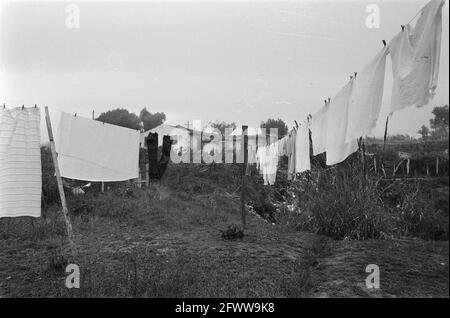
325, 81, 359, 166
55, 112, 140, 182
295, 123, 311, 173
0, 107, 41, 218
389, 0, 444, 113
310, 103, 329, 156
256, 142, 279, 185
346, 46, 388, 142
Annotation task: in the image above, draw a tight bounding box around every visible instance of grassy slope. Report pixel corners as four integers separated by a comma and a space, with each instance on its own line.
0, 163, 448, 298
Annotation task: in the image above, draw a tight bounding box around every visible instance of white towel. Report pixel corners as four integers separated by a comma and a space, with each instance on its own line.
326, 81, 359, 166
389, 0, 444, 113
295, 123, 311, 173
55, 112, 140, 182
0, 107, 41, 218
346, 46, 388, 142
311, 103, 329, 156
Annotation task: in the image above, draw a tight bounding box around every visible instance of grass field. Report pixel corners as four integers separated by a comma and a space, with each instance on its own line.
0, 149, 448, 298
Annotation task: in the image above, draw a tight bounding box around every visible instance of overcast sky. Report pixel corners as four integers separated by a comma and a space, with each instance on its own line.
0, 0, 448, 141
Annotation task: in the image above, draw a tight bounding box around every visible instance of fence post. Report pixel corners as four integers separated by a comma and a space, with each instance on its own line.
240, 125, 248, 229
436, 156, 439, 175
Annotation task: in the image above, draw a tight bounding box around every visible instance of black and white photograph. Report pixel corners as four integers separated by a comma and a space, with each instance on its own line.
0, 0, 449, 303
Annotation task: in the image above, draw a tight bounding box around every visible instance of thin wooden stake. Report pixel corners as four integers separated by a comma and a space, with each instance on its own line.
436, 156, 439, 175
240, 125, 248, 229
44, 107, 76, 258
382, 115, 389, 154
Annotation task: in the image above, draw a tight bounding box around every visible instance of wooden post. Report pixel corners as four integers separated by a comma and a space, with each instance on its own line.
436, 156, 439, 175
360, 137, 366, 178
44, 107, 76, 258
382, 115, 389, 153
374, 156, 377, 173
406, 159, 410, 176
240, 125, 248, 229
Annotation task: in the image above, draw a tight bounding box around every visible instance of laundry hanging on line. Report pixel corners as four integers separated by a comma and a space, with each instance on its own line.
295, 122, 311, 173
55, 112, 140, 182
146, 134, 173, 180
0, 106, 41, 218
345, 46, 388, 142
389, 0, 445, 113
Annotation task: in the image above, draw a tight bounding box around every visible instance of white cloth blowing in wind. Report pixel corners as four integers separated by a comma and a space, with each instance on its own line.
0, 107, 41, 218
256, 142, 279, 185
388, 0, 445, 113
295, 122, 311, 173
346, 46, 388, 142
55, 112, 140, 182
325, 80, 359, 166
310, 102, 329, 156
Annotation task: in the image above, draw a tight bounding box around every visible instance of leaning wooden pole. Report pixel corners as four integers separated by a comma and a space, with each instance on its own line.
240, 125, 248, 229
382, 115, 389, 153
44, 107, 77, 258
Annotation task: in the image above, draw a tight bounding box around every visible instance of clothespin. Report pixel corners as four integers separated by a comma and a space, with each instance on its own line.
294, 120, 299, 128
328, 97, 331, 103
382, 40, 386, 47
74, 113, 77, 117
2, 103, 5, 109
401, 25, 405, 31
22, 105, 24, 110
350, 75, 353, 80
34, 104, 37, 108
354, 72, 357, 78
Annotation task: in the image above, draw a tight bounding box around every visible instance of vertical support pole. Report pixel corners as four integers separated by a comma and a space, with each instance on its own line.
374, 156, 377, 173
382, 115, 389, 153
360, 137, 366, 178
436, 156, 439, 175
407, 159, 410, 176
44, 107, 76, 258
241, 125, 248, 229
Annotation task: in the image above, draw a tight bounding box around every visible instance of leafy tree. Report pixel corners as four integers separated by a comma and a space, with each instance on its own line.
208, 120, 236, 135
139, 108, 166, 131
417, 125, 430, 139
96, 108, 141, 130
260, 118, 288, 138
430, 105, 449, 139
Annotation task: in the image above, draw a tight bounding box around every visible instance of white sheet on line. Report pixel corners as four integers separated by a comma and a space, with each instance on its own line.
346, 46, 388, 142
311, 102, 329, 156
55, 112, 140, 182
325, 81, 359, 166
295, 122, 311, 173
0, 107, 41, 218
388, 0, 444, 113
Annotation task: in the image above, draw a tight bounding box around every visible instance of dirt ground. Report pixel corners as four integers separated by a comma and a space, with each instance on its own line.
0, 182, 448, 298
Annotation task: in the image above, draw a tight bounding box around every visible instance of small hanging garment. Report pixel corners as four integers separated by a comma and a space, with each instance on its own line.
157, 135, 173, 179
286, 130, 296, 180
0, 107, 41, 218
277, 135, 288, 156
146, 132, 159, 179
310, 103, 329, 156
346, 46, 388, 142
295, 122, 311, 173
388, 0, 444, 113
256, 142, 279, 185
325, 81, 359, 166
